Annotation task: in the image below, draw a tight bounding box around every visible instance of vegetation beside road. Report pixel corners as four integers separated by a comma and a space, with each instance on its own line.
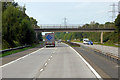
55, 14, 120, 47
94, 43, 120, 47
2, 2, 43, 49
73, 40, 119, 47
55, 32, 118, 47
71, 40, 120, 47
0, 42, 44, 57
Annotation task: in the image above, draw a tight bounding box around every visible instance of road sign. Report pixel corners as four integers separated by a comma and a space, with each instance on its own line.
46, 34, 53, 40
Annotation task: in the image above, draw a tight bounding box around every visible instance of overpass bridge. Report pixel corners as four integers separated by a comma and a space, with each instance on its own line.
34, 24, 115, 43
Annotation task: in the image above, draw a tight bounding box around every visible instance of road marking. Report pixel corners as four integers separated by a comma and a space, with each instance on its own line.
70, 46, 102, 79
64, 43, 102, 79
48, 59, 50, 61
40, 68, 44, 72
0, 48, 44, 68
50, 56, 52, 58
116, 65, 120, 67
44, 63, 48, 66
33, 78, 36, 80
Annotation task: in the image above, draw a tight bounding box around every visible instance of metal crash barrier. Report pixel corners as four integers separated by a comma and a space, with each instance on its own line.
0, 45, 30, 54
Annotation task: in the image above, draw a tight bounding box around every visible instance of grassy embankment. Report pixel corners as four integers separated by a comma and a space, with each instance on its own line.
94, 43, 120, 47
72, 40, 120, 47
0, 42, 44, 57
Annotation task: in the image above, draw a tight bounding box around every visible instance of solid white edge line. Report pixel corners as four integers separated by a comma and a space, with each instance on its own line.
64, 43, 102, 79
0, 48, 44, 68
40, 68, 44, 72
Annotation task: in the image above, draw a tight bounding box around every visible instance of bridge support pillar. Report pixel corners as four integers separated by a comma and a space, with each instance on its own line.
101, 32, 103, 44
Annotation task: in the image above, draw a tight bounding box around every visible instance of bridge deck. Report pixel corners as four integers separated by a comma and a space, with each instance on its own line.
34, 28, 115, 32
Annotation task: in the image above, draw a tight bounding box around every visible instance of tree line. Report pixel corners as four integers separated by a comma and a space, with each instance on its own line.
2, 2, 42, 49
55, 14, 120, 44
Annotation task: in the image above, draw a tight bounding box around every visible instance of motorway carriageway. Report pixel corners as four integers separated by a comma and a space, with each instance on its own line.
0, 43, 102, 79
74, 46, 118, 79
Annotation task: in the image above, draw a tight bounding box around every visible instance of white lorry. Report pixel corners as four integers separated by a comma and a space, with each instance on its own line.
45, 33, 55, 47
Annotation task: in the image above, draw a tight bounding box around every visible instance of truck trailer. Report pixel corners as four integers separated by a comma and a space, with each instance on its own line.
45, 33, 55, 47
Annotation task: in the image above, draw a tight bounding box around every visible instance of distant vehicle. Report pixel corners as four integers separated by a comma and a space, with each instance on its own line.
88, 41, 93, 45
83, 38, 89, 44
58, 39, 61, 43
45, 33, 55, 47
83, 38, 93, 45
67, 40, 70, 42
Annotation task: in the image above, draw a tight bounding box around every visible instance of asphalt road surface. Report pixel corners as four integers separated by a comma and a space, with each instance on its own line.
74, 45, 118, 79
1, 43, 99, 79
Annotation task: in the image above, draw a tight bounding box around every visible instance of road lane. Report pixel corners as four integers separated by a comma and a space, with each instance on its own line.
2, 47, 57, 78
38, 43, 97, 78
74, 46, 118, 78
2, 43, 99, 79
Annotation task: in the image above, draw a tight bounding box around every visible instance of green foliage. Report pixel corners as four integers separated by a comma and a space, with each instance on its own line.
0, 43, 41, 57
2, 39, 10, 49
2, 2, 42, 49
55, 32, 101, 42
30, 17, 39, 28
115, 14, 120, 44
55, 22, 118, 44
115, 14, 120, 32
38, 32, 43, 41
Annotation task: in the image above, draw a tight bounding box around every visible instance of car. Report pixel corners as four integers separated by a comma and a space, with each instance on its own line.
67, 40, 70, 42
58, 39, 61, 43
88, 41, 93, 45
83, 38, 89, 44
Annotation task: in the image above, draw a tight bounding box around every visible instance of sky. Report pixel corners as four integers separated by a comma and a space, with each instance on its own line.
14, 0, 119, 35
16, 1, 119, 25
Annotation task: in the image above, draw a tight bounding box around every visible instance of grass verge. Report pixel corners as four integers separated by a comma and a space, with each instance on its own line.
94, 43, 120, 47
0, 42, 44, 57
73, 41, 120, 47
71, 40, 83, 43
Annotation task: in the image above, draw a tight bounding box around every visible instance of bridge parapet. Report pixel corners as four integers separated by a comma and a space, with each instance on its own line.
34, 24, 115, 44
39, 24, 82, 29
38, 24, 115, 29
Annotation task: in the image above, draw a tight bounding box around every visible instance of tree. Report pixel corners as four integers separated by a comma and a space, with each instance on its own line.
2, 2, 42, 48
115, 14, 120, 32
38, 32, 43, 41
2, 4, 20, 46
30, 17, 39, 28
115, 14, 120, 44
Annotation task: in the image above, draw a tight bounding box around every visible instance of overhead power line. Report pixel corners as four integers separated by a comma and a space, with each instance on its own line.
109, 3, 118, 22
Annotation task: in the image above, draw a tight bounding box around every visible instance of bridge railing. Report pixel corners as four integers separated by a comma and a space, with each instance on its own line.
39, 24, 82, 29
38, 24, 115, 29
